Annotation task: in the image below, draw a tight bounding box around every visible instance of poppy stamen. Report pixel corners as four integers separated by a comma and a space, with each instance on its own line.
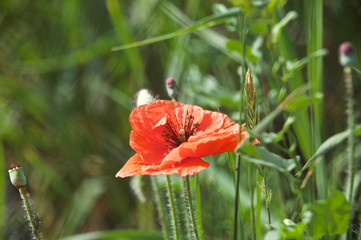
162, 112, 199, 149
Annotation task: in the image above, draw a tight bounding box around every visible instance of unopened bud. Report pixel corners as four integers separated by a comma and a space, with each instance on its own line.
165, 77, 178, 100
135, 89, 156, 106
165, 77, 175, 87
9, 163, 27, 188
338, 42, 357, 67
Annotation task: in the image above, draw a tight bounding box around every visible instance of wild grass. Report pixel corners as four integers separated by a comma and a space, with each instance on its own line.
2, 0, 361, 239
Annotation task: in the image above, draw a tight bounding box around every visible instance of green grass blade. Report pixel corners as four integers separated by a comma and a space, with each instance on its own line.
56, 177, 106, 237
301, 125, 361, 172
105, 0, 147, 86
305, 0, 326, 199
111, 7, 241, 51
277, 9, 312, 160
59, 230, 163, 240
162, 3, 258, 63
241, 145, 297, 173
18, 34, 118, 73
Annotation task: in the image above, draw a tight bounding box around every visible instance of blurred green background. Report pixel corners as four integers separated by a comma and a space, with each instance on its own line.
1, 0, 361, 239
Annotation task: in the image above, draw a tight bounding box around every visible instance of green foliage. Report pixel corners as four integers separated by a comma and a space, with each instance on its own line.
241, 145, 297, 173
305, 190, 350, 238
2, 0, 361, 239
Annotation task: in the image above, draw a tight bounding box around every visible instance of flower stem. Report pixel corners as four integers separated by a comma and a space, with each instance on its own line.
18, 187, 42, 240
183, 176, 202, 240
345, 66, 355, 240
233, 154, 241, 240
151, 176, 170, 240
165, 175, 181, 240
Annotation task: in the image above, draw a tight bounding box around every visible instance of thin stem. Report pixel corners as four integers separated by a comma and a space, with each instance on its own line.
165, 175, 181, 240
248, 163, 256, 240
195, 175, 204, 239
256, 174, 261, 240
19, 187, 42, 240
183, 176, 202, 240
233, 10, 247, 240
233, 154, 241, 240
345, 66, 355, 240
151, 176, 170, 240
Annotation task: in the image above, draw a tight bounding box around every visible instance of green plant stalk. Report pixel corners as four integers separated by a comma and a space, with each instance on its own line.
256, 174, 261, 240
0, 141, 4, 239
195, 175, 204, 240
248, 164, 256, 240
277, 8, 312, 160
19, 187, 42, 240
345, 66, 355, 240
233, 11, 248, 240
183, 176, 202, 240
233, 154, 241, 240
305, 0, 327, 199
165, 175, 181, 240
151, 177, 170, 240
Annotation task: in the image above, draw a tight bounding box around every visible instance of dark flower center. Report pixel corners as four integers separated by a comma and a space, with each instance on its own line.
162, 111, 200, 149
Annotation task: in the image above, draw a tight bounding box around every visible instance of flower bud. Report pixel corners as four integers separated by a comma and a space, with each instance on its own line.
135, 89, 156, 106
338, 42, 357, 67
9, 163, 27, 188
165, 77, 179, 100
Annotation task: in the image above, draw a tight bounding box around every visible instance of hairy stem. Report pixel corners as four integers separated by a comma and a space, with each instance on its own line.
19, 187, 42, 240
345, 66, 355, 240
165, 175, 181, 240
151, 177, 170, 240
184, 176, 202, 240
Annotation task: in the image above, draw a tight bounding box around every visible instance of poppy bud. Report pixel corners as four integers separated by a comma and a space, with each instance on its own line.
338, 42, 357, 67
135, 89, 156, 106
165, 77, 178, 100
9, 163, 27, 188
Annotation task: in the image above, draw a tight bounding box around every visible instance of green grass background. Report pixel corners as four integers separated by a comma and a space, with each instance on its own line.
1, 0, 361, 239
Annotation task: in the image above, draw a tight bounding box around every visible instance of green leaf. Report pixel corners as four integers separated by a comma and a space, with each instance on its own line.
301, 125, 361, 171
226, 40, 259, 62
285, 93, 323, 111
304, 190, 350, 238
59, 230, 163, 240
241, 145, 297, 172
355, 124, 361, 136
111, 7, 242, 51
271, 11, 298, 43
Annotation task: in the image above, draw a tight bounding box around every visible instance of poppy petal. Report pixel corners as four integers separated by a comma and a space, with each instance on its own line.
116, 153, 209, 177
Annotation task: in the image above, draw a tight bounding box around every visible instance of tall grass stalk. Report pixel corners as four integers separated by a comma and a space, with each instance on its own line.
233, 11, 248, 240
256, 174, 261, 240
305, 0, 327, 199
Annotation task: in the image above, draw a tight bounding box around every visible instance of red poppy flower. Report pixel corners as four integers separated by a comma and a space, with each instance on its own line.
116, 100, 251, 177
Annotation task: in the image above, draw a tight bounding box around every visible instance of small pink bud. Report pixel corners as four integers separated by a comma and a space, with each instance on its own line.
9, 163, 22, 170
165, 77, 178, 100
338, 42, 354, 55
165, 77, 175, 87
338, 42, 357, 67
